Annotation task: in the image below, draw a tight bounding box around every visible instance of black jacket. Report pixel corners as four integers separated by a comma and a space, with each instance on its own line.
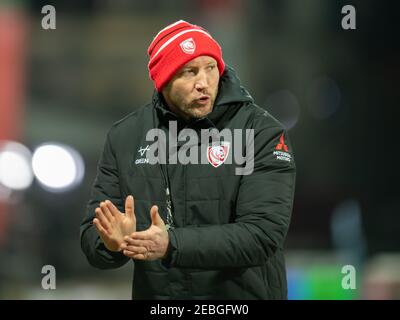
80, 66, 296, 299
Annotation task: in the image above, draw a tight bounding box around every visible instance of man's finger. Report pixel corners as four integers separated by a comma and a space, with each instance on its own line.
125, 195, 135, 219
150, 205, 164, 226
106, 200, 121, 218
130, 230, 153, 240
123, 250, 146, 260
95, 208, 111, 230
93, 218, 109, 236
100, 202, 113, 222
125, 245, 147, 254
124, 237, 152, 247
93, 213, 109, 230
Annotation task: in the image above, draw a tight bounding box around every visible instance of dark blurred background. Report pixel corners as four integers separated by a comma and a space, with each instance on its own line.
0, 0, 399, 299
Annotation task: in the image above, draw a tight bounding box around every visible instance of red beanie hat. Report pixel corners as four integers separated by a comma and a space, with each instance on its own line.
148, 20, 225, 91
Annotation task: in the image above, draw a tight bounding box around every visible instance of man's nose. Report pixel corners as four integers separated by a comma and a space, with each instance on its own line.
194, 71, 209, 90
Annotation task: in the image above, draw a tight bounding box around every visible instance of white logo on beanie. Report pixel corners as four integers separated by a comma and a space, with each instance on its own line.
180, 38, 196, 54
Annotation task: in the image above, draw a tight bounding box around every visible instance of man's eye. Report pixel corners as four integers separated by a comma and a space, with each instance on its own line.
182, 69, 195, 76
207, 65, 216, 71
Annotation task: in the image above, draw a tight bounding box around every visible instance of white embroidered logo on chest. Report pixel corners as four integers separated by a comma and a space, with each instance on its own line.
135, 145, 150, 164
207, 142, 230, 168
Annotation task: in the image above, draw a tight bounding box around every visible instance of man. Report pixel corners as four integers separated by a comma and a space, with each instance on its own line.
80, 20, 296, 299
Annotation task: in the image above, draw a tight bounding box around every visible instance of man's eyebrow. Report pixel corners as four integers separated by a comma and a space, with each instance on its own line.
181, 62, 215, 70
181, 65, 200, 72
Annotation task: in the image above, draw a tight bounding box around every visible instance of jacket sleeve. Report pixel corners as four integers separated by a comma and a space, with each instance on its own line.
80, 129, 130, 269
165, 124, 296, 269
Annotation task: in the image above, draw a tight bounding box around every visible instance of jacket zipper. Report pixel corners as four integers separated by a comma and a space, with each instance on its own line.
165, 185, 174, 230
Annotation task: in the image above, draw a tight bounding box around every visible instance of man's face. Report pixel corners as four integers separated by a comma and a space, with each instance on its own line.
162, 56, 220, 121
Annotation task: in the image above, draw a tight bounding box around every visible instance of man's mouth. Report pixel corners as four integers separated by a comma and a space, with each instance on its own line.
194, 95, 210, 105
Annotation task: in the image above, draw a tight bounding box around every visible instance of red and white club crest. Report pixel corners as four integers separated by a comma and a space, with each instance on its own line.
207, 142, 230, 168
180, 38, 196, 54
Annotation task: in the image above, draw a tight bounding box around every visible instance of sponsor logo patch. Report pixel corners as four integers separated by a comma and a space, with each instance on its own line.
273, 133, 291, 162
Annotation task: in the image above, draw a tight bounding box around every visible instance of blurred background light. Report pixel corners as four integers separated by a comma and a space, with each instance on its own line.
0, 141, 33, 191
32, 143, 85, 192
330, 198, 367, 267
264, 90, 300, 130
0, 183, 12, 201
306, 76, 341, 120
